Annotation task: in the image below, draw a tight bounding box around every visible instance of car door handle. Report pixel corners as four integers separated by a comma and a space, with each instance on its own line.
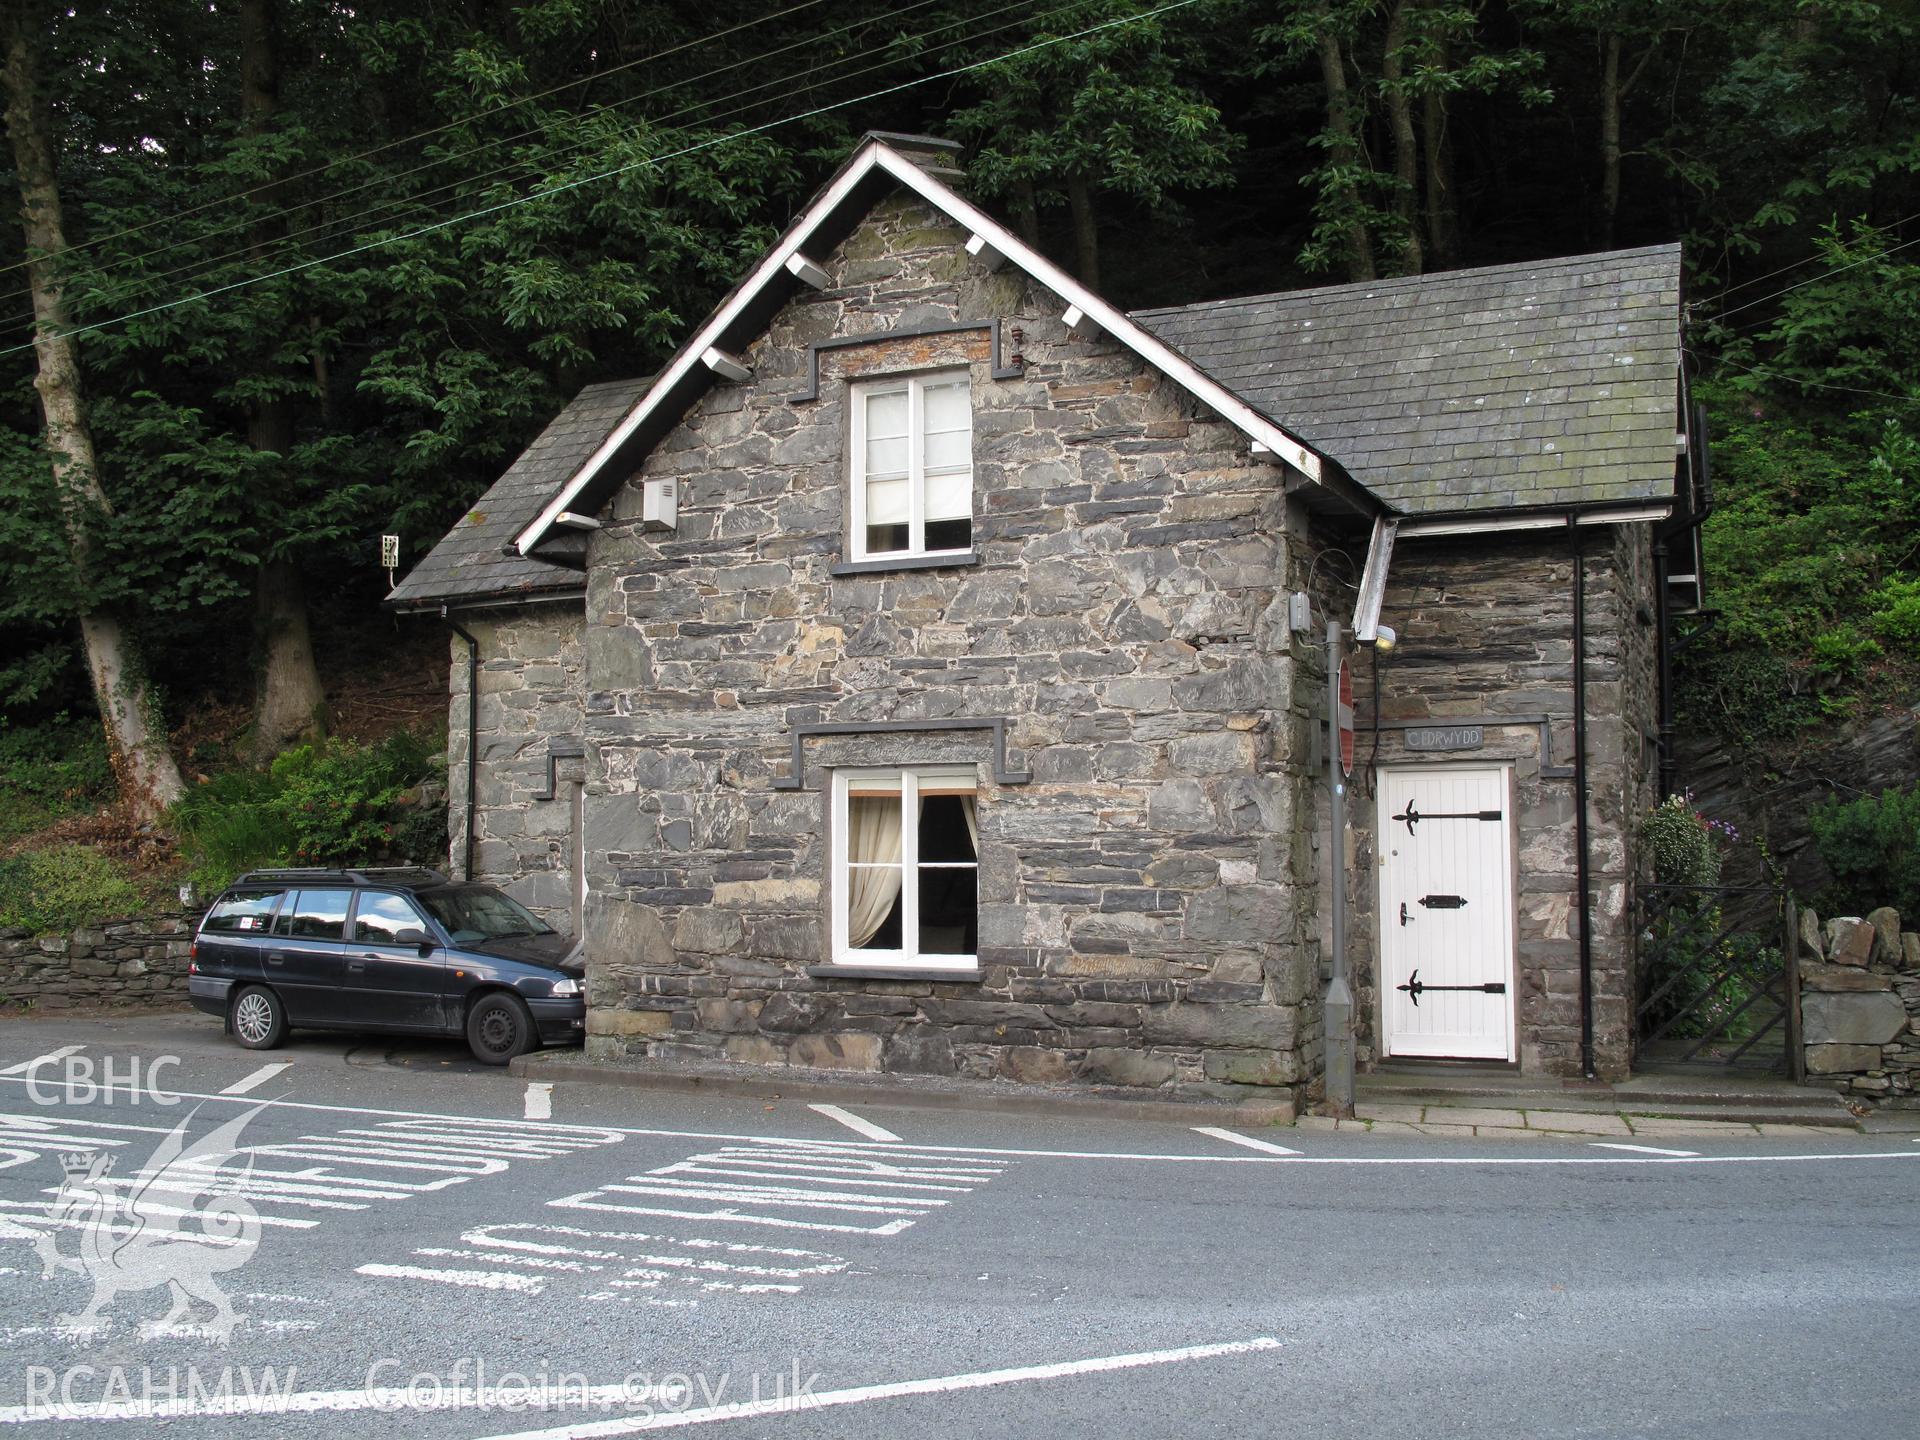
266, 951, 287, 965
348, 958, 369, 973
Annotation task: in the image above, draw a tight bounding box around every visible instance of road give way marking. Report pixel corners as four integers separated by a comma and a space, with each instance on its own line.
1192, 1126, 1300, 1156
807, 1103, 900, 1143
222, 1062, 292, 1096
1590, 1143, 1698, 1158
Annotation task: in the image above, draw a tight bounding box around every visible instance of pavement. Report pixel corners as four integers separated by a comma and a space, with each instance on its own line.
0, 1011, 1917, 1439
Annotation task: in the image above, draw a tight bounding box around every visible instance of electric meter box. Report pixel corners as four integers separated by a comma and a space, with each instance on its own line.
642, 477, 677, 531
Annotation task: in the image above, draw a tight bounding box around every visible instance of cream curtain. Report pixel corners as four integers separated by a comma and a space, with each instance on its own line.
845, 797, 903, 948
959, 795, 979, 858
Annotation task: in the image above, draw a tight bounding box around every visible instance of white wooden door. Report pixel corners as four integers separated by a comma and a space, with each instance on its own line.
1376, 765, 1515, 1061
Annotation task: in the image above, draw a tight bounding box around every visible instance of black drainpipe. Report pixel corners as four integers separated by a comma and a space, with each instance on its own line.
1568, 517, 1596, 1080
443, 607, 479, 883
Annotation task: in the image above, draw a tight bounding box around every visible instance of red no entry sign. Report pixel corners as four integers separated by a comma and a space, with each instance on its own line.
1337, 657, 1355, 778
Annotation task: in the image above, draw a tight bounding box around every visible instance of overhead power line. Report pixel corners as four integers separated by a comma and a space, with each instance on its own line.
0, 0, 838, 281
1711, 230, 1920, 326
0, 0, 1051, 335
0, 0, 967, 315
2, 0, 1207, 360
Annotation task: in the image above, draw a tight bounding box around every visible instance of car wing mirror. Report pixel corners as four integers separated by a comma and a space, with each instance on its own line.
393, 927, 433, 951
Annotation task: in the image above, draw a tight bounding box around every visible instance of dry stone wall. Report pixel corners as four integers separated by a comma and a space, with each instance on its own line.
1797, 906, 1920, 1103
0, 911, 194, 1011
578, 190, 1318, 1105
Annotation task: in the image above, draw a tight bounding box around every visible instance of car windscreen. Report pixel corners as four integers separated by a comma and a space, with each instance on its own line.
417, 886, 553, 944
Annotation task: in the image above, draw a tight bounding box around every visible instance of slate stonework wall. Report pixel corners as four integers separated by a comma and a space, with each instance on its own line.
576, 191, 1318, 1103
1797, 908, 1920, 1104
1345, 531, 1652, 1078
449, 608, 589, 925
0, 912, 194, 1011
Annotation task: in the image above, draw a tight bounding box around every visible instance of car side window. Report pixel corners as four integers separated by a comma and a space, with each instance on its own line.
274, 889, 351, 941
353, 892, 429, 944
203, 890, 286, 934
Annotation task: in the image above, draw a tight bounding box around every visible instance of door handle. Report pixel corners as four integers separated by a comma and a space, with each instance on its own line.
1399, 902, 1413, 927
348, 959, 368, 973
266, 951, 287, 965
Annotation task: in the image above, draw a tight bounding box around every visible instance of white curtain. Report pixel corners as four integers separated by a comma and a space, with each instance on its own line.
845, 798, 903, 948
959, 795, 979, 858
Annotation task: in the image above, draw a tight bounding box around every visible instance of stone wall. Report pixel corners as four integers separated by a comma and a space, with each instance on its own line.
576, 189, 1317, 1105
1342, 529, 1655, 1079
449, 607, 589, 927
0, 911, 195, 1011
1797, 906, 1920, 1104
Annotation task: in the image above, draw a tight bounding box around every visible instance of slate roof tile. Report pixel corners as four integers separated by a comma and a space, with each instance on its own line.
387, 377, 650, 609
1132, 243, 1681, 516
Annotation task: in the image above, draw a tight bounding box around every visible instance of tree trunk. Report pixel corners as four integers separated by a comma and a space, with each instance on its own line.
1381, 0, 1424, 275
1066, 172, 1100, 290
1600, 31, 1658, 251
1316, 27, 1377, 282
240, 0, 325, 764
0, 7, 186, 821
1421, 41, 1460, 270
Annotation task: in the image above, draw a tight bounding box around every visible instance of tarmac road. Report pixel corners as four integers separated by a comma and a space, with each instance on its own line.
0, 1011, 1915, 1439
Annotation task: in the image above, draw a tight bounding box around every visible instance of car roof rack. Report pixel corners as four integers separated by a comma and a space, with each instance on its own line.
231, 866, 452, 888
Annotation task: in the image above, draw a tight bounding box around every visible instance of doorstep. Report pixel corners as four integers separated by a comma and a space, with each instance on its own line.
1346, 1063, 1862, 1136
512, 1050, 1294, 1127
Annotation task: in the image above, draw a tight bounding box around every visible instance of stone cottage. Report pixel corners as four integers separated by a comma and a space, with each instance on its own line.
390, 133, 1697, 1108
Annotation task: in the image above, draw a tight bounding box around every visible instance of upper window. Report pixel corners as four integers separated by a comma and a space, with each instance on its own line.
831, 767, 979, 969
850, 372, 973, 561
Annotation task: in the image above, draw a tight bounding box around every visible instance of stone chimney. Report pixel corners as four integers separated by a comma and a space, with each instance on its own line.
860, 130, 964, 183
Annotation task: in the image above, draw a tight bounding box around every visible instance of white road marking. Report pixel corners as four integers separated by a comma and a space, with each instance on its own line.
355, 1263, 545, 1293
0, 1045, 82, 1077
1591, 1142, 1698, 1157
524, 1082, 554, 1120
0, 1380, 678, 1425
1193, 1126, 1301, 1156
221, 1061, 292, 1095
808, 1103, 900, 1143
478, 1336, 1284, 1440
2, 1073, 1893, 1168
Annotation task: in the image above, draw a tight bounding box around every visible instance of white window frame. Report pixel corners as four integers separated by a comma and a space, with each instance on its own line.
848, 370, 974, 562
829, 765, 978, 970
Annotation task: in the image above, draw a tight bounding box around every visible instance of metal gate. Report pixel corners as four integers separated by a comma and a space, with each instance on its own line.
1632, 883, 1804, 1079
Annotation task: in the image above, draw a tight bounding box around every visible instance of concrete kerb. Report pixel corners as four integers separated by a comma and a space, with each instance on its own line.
511, 1051, 1295, 1128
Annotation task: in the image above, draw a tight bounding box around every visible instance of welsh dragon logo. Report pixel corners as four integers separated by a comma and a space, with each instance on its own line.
30, 1105, 264, 1343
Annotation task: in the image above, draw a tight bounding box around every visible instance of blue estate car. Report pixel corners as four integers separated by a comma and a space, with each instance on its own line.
189, 867, 584, 1065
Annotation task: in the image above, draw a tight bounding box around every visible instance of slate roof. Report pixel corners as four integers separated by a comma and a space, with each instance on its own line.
387, 378, 651, 609
1131, 243, 1683, 515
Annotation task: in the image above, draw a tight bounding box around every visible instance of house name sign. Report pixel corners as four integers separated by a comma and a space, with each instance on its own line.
1404, 725, 1485, 752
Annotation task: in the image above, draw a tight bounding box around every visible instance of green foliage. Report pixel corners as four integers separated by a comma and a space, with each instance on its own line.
1809, 785, 1920, 919
0, 719, 114, 844
1639, 794, 1723, 887
0, 846, 146, 936
171, 732, 440, 892
269, 732, 436, 866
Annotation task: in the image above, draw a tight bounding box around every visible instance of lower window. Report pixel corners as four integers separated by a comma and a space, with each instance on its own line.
831, 766, 978, 968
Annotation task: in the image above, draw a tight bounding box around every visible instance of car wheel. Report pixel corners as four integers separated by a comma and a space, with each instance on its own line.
466, 992, 536, 1066
231, 985, 287, 1051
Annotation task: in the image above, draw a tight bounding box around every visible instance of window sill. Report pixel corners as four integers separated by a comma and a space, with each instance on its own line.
829, 550, 978, 577
806, 964, 983, 983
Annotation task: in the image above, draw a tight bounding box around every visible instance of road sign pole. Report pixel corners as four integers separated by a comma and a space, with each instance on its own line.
1325, 621, 1355, 1116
